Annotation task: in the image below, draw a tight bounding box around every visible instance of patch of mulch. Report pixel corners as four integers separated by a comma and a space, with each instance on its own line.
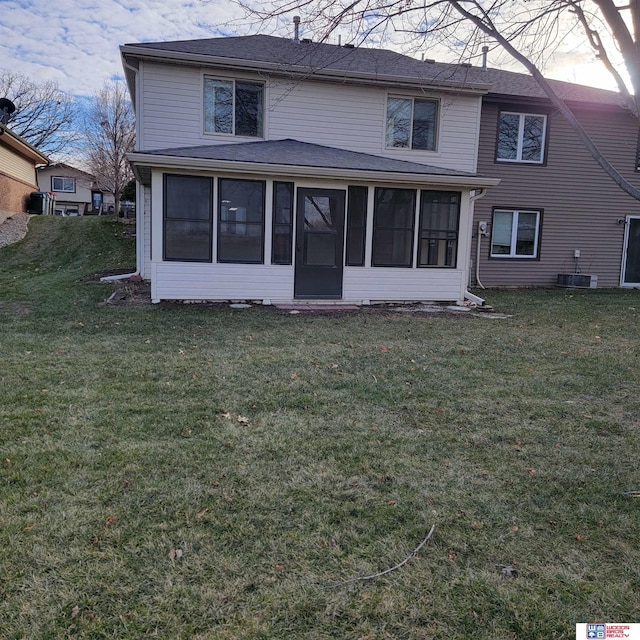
101, 280, 151, 306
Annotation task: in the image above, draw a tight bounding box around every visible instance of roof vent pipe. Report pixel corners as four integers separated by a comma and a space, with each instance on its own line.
481, 45, 489, 70
293, 16, 300, 44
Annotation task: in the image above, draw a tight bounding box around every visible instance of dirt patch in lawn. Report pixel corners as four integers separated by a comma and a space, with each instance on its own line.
0, 301, 32, 315
102, 279, 152, 306
96, 280, 512, 317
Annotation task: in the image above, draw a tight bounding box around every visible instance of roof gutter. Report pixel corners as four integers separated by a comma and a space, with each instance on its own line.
120, 46, 490, 95
121, 56, 139, 111
127, 151, 501, 189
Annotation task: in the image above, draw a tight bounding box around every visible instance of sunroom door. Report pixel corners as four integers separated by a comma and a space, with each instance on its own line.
294, 188, 345, 299
622, 216, 640, 286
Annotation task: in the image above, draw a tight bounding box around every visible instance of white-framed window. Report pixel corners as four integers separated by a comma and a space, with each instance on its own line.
497, 112, 547, 163
203, 78, 264, 137
491, 209, 541, 258
52, 176, 76, 192
386, 96, 438, 151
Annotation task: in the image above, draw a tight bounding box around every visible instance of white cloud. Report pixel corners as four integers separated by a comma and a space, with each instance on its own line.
0, 0, 249, 97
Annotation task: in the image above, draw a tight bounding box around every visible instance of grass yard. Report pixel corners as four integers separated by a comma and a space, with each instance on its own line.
1, 215, 639, 639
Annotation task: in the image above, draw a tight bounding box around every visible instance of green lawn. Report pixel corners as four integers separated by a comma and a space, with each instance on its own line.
1, 216, 639, 639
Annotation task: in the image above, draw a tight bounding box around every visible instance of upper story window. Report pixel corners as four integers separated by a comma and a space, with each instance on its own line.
497, 111, 547, 163
52, 176, 76, 192
386, 97, 438, 151
204, 78, 264, 138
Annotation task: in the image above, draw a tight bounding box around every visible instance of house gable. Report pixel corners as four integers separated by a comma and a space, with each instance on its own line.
0, 128, 48, 220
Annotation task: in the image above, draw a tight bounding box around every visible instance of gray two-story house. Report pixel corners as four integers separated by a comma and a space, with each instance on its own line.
121, 34, 640, 301
121, 35, 500, 305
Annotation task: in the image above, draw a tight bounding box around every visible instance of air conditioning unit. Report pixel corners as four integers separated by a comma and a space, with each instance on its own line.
557, 273, 598, 288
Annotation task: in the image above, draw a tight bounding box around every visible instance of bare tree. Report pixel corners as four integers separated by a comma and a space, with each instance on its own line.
240, 0, 640, 199
83, 80, 135, 216
0, 70, 78, 156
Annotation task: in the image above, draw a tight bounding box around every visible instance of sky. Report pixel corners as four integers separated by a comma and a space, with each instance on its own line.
0, 0, 621, 102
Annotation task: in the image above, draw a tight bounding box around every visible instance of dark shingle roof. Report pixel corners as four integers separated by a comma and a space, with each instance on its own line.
471, 67, 624, 106
142, 138, 478, 177
123, 34, 625, 107
124, 34, 489, 91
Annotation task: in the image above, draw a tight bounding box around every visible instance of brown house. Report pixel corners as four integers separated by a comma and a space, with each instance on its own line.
0, 128, 48, 224
471, 70, 640, 288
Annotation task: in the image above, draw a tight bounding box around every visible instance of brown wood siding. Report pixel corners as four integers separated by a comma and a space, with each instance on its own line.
474, 101, 640, 287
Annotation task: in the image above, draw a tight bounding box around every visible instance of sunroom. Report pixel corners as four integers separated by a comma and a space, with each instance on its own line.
128, 139, 499, 305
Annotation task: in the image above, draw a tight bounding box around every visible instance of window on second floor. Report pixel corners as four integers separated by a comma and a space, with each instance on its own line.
52, 176, 76, 192
491, 209, 541, 258
386, 97, 438, 151
204, 78, 264, 138
496, 111, 547, 163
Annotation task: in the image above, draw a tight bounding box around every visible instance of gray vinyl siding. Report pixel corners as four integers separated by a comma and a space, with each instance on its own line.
139, 62, 481, 172
474, 101, 640, 288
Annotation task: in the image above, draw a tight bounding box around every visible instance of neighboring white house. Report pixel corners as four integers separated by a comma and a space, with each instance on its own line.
121, 34, 500, 305
37, 163, 106, 215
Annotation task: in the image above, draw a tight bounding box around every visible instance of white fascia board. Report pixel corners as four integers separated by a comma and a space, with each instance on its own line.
120, 46, 490, 96
127, 152, 501, 189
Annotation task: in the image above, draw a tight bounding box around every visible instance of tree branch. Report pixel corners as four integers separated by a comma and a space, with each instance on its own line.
329, 525, 436, 587
449, 0, 640, 201
567, 0, 631, 98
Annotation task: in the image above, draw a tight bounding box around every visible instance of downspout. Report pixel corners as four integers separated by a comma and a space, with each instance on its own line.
465, 188, 488, 304
102, 57, 142, 283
